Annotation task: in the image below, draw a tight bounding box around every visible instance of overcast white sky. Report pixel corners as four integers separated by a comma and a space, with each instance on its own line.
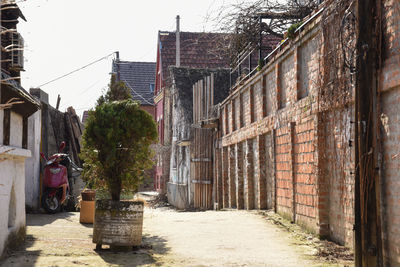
17, 0, 241, 117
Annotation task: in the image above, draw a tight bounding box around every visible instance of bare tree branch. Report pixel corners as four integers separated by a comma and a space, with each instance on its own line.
0, 97, 24, 110
208, 0, 321, 65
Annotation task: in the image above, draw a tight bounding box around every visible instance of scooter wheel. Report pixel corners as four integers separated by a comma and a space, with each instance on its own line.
42, 190, 60, 214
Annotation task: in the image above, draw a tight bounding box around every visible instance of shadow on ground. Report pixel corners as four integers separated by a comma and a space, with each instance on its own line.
97, 234, 170, 266
26, 212, 75, 227
0, 234, 41, 267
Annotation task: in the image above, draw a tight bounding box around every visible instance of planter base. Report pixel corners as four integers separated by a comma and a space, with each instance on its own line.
80, 200, 95, 224
93, 200, 144, 247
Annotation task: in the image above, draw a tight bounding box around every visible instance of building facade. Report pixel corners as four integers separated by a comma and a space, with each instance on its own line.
0, 2, 40, 257
167, 67, 230, 209
153, 30, 231, 193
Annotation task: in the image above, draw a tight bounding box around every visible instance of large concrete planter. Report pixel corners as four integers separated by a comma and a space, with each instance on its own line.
93, 199, 144, 249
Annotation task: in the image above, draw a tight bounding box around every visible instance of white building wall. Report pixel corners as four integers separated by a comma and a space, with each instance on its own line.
0, 147, 31, 257
9, 112, 23, 147
25, 111, 41, 210
0, 111, 31, 257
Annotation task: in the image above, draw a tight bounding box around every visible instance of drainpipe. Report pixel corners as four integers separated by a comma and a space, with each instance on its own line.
176, 15, 180, 67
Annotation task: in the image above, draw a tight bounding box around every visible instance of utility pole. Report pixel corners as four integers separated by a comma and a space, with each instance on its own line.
354, 0, 383, 266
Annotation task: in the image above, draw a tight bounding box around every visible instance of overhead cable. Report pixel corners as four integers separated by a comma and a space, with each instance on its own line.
37, 52, 116, 88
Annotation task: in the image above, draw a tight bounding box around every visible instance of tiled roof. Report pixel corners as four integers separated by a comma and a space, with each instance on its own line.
82, 110, 89, 124
158, 31, 282, 84
112, 61, 156, 105
158, 31, 231, 82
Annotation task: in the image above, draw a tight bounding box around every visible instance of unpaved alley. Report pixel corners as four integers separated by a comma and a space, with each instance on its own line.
1, 207, 351, 267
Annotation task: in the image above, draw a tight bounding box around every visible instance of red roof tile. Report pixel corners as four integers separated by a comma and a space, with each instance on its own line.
158, 31, 231, 82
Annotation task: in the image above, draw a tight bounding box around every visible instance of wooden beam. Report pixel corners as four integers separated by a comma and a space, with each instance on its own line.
3, 109, 10, 145
355, 0, 382, 265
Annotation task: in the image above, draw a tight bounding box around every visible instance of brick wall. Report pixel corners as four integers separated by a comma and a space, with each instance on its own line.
217, 7, 355, 243
236, 142, 244, 209
293, 118, 318, 231
228, 145, 237, 208
319, 108, 354, 244
265, 70, 277, 116
275, 125, 293, 218
244, 138, 255, 209
215, 1, 400, 258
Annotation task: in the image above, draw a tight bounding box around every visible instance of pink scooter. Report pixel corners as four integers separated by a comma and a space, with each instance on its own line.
40, 142, 79, 213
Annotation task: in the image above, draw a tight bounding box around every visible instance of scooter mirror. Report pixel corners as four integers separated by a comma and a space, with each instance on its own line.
40, 152, 46, 160
59, 141, 66, 152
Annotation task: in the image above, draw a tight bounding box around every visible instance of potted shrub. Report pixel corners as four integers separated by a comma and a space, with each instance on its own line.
80, 75, 157, 249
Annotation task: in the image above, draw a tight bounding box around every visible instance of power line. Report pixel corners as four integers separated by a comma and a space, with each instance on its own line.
36, 52, 116, 88
59, 80, 104, 110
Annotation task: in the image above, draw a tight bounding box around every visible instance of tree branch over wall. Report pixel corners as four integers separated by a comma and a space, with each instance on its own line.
208, 0, 321, 65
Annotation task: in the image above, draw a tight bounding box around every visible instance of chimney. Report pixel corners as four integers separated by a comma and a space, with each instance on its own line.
176, 15, 180, 67
115, 51, 120, 81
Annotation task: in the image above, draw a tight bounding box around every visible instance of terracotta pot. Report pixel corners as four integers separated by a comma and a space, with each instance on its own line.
81, 189, 96, 201
92, 200, 144, 249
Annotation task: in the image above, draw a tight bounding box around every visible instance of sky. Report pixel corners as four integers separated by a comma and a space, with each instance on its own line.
17, 0, 241, 117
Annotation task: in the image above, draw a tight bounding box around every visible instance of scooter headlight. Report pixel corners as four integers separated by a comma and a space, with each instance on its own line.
49, 168, 61, 174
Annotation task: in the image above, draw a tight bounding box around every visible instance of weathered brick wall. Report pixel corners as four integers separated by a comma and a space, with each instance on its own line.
298, 35, 320, 99
275, 125, 293, 218
254, 81, 263, 121
228, 145, 237, 208
244, 138, 255, 209
217, 0, 399, 257
243, 90, 251, 126
279, 54, 295, 109
319, 108, 354, 245
265, 70, 277, 116
294, 118, 318, 230
236, 142, 244, 209
381, 0, 400, 264
234, 97, 240, 131
217, 5, 355, 243
221, 146, 229, 208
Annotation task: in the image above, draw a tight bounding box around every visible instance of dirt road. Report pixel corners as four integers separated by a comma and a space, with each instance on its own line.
1, 207, 351, 267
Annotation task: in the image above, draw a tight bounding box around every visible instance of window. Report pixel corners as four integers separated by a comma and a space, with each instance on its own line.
149, 83, 155, 93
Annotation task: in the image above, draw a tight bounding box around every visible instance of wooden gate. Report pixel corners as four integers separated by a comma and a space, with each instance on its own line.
192, 74, 215, 209
191, 128, 213, 209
